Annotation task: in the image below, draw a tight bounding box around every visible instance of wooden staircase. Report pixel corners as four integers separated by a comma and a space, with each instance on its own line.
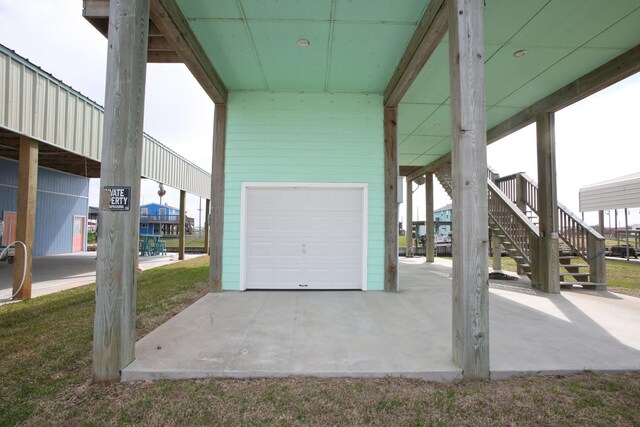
434, 164, 606, 291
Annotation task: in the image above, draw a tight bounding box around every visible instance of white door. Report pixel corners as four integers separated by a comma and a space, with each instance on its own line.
242, 185, 367, 290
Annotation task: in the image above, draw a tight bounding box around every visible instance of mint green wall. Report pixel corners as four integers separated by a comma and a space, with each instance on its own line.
223, 91, 384, 290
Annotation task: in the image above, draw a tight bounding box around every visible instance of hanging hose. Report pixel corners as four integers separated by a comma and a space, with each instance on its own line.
0, 241, 28, 302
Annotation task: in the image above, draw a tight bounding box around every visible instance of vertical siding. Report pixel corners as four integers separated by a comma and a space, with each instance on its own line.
0, 157, 89, 256
223, 92, 385, 290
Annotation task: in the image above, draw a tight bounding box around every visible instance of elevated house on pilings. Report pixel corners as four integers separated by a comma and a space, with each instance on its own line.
0, 43, 211, 301
85, 0, 640, 381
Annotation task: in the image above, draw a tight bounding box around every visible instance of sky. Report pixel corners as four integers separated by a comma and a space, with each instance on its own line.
0, 0, 639, 229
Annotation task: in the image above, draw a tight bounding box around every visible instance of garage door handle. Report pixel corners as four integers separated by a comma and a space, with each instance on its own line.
302, 244, 306, 254
299, 284, 308, 287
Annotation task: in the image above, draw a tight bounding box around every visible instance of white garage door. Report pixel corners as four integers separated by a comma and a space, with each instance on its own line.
241, 184, 367, 290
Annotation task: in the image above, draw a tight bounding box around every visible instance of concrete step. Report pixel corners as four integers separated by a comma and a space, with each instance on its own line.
560, 281, 607, 291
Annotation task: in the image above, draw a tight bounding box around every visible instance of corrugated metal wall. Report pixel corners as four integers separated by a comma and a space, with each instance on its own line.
579, 172, 640, 212
0, 44, 210, 199
0, 157, 89, 256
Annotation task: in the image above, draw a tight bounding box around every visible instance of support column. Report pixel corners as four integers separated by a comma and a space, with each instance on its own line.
405, 179, 413, 257
384, 107, 399, 292
13, 136, 38, 300
449, 0, 489, 379
425, 173, 435, 262
204, 198, 210, 255
178, 190, 186, 260
598, 210, 605, 236
93, 0, 149, 383
492, 233, 502, 272
536, 112, 560, 293
210, 104, 227, 293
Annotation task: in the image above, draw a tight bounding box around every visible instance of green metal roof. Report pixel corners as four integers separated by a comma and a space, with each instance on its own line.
176, 0, 640, 168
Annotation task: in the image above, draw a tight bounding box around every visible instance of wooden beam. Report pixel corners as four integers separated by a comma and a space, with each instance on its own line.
210, 104, 227, 293
535, 112, 560, 293
488, 44, 640, 144
384, 107, 399, 292
425, 173, 435, 263
150, 0, 228, 104
178, 190, 186, 260
147, 51, 181, 63
12, 136, 38, 300
405, 179, 414, 257
384, 0, 448, 107
449, 0, 490, 379
93, 0, 149, 383
204, 198, 210, 255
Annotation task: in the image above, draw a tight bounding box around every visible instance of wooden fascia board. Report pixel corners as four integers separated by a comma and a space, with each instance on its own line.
487, 44, 640, 144
383, 0, 448, 107
151, 0, 228, 104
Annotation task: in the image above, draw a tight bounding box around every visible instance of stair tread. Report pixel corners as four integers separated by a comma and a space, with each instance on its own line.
559, 272, 590, 277
560, 263, 589, 268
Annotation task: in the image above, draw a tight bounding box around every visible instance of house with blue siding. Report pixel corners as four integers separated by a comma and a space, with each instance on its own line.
139, 203, 194, 237
0, 157, 89, 256
434, 204, 452, 243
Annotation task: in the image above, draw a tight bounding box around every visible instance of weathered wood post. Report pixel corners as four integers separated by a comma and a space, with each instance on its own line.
210, 104, 227, 292
536, 112, 560, 293
384, 107, 399, 292
405, 179, 414, 257
93, 0, 149, 382
179, 189, 186, 260
204, 198, 210, 255
492, 233, 502, 272
13, 136, 38, 300
425, 173, 435, 262
448, 0, 490, 379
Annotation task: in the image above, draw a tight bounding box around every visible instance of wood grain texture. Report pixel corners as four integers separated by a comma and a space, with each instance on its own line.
405, 179, 413, 257
12, 136, 38, 300
204, 198, 210, 255
384, 0, 448, 107
536, 112, 560, 293
488, 44, 640, 144
178, 189, 186, 260
93, 0, 149, 383
210, 104, 227, 293
425, 173, 435, 263
150, 0, 227, 103
384, 107, 399, 292
449, 0, 490, 380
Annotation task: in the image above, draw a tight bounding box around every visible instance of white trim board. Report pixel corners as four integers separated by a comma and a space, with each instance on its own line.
239, 182, 368, 291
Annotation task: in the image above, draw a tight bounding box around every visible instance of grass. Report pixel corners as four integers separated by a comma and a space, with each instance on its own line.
2, 256, 640, 425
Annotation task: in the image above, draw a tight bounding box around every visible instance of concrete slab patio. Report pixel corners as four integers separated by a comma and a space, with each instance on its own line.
123, 257, 640, 381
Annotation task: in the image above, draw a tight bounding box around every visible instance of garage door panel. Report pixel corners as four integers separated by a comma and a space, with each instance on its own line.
243, 185, 366, 290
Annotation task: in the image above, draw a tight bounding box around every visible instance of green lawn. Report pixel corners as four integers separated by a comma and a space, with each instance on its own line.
1, 256, 640, 425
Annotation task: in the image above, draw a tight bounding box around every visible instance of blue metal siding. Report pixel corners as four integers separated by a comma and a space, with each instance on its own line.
0, 157, 89, 256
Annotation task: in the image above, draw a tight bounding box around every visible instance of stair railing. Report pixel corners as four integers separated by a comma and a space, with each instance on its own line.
487, 180, 540, 268
495, 171, 605, 283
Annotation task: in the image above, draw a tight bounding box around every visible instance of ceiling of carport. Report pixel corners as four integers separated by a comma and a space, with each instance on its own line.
175, 0, 640, 169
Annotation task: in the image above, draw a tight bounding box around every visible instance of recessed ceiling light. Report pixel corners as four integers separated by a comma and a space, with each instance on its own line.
513, 49, 527, 57
297, 39, 310, 47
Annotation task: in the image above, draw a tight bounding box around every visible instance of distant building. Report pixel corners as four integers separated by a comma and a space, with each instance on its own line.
139, 203, 194, 237
0, 157, 89, 255
434, 204, 452, 242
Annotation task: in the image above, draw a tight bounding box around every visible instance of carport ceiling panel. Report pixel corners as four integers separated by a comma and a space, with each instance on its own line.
399, 135, 446, 156
176, 0, 428, 92
409, 154, 441, 167
586, 8, 640, 49
498, 47, 629, 110
189, 20, 265, 90
401, 40, 450, 105
249, 21, 330, 90
483, 0, 549, 45
508, 0, 640, 49
327, 23, 416, 92
412, 104, 451, 137
398, 103, 440, 136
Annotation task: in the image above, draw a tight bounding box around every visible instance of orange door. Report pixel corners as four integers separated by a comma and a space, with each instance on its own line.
73, 216, 85, 252
2, 212, 16, 246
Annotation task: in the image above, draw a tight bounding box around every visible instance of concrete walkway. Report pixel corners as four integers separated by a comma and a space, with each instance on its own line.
0, 251, 200, 302
123, 257, 640, 381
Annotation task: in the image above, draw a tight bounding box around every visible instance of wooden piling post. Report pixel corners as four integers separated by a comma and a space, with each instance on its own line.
448, 0, 490, 379
179, 190, 186, 260
13, 136, 38, 300
210, 104, 227, 293
384, 107, 399, 292
93, 0, 150, 383
204, 198, 210, 255
425, 173, 435, 262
